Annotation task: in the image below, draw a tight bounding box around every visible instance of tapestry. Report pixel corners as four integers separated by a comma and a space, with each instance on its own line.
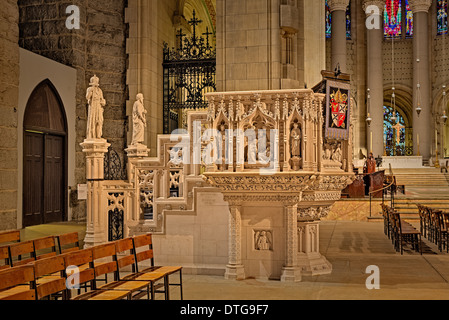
325, 80, 351, 140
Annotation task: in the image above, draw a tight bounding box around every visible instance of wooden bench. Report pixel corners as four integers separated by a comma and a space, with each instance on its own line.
132, 234, 183, 300
63, 248, 132, 301
0, 265, 36, 300
31, 255, 67, 300
91, 242, 152, 300
115, 238, 166, 300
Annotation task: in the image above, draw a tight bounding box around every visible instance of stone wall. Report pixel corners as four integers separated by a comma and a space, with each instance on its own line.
0, 1, 20, 230
18, 0, 128, 221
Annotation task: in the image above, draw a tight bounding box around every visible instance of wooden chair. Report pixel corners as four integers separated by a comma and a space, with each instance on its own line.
0, 265, 36, 300
0, 246, 10, 271
434, 210, 448, 252
392, 212, 422, 255
64, 248, 131, 301
34, 236, 58, 260
8, 240, 36, 267
132, 234, 183, 300
56, 232, 80, 254
115, 238, 166, 300
32, 255, 67, 300
92, 242, 152, 300
0, 230, 20, 246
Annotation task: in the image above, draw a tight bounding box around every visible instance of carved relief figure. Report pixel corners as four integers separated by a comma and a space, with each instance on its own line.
131, 93, 147, 145
86, 75, 106, 139
255, 230, 272, 251
290, 122, 302, 157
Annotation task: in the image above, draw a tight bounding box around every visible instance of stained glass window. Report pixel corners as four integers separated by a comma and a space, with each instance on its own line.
405, 0, 413, 38
384, 105, 406, 156
384, 0, 414, 39
384, 0, 403, 38
437, 0, 448, 35
325, 0, 351, 39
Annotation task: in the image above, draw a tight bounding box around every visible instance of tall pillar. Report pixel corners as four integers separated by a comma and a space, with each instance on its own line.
281, 203, 301, 282
409, 0, 432, 161
328, 0, 350, 73
80, 138, 110, 247
363, 1, 385, 158
224, 203, 245, 280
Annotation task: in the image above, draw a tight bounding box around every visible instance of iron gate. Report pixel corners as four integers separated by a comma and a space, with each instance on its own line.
163, 10, 216, 134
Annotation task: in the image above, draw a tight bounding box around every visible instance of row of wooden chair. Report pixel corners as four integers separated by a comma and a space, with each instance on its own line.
0, 232, 81, 270
381, 204, 422, 255
0, 233, 183, 301
417, 205, 449, 253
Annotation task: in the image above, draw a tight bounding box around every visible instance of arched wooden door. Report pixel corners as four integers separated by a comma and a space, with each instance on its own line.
23, 80, 68, 227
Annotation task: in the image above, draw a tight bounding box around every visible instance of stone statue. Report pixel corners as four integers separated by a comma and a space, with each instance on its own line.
86, 75, 106, 140
290, 122, 302, 157
332, 142, 342, 163
248, 137, 258, 164
131, 93, 147, 145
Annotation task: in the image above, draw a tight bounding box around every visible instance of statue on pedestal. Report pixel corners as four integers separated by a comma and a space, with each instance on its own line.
131, 93, 147, 146
86, 75, 106, 140
290, 123, 302, 158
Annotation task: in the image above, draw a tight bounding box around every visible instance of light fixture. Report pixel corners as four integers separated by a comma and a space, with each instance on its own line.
391, 87, 397, 123
416, 59, 423, 117
366, 88, 372, 127
443, 86, 448, 125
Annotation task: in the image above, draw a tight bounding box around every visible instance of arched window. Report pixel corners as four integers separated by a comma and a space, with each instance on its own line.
325, 0, 352, 40
384, 0, 413, 39
384, 105, 406, 156
437, 0, 448, 35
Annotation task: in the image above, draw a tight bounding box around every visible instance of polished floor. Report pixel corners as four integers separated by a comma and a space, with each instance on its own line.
22, 219, 449, 301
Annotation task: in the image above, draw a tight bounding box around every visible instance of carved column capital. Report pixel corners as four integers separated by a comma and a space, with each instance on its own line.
408, 0, 432, 13
362, 0, 385, 13
327, 0, 350, 12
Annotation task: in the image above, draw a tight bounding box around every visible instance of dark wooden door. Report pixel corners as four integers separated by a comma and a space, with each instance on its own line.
44, 134, 65, 224
23, 132, 65, 227
23, 132, 45, 227
23, 80, 68, 228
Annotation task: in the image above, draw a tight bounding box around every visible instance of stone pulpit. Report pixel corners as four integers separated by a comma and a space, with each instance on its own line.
202, 80, 355, 281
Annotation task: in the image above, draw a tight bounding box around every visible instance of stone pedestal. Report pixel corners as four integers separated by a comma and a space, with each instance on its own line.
204, 173, 352, 282
80, 138, 110, 248
80, 139, 110, 180
125, 143, 150, 158
297, 219, 332, 276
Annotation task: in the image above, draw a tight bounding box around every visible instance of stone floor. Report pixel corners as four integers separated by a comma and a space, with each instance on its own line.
22, 219, 449, 301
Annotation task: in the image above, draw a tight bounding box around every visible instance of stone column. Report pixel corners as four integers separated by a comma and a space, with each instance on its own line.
409, 0, 432, 161
281, 202, 301, 282
80, 138, 110, 247
328, 0, 350, 73
363, 1, 385, 157
224, 202, 245, 280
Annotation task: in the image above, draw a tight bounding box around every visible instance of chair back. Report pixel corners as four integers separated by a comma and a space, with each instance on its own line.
56, 232, 80, 254
92, 243, 118, 278
132, 234, 155, 272
8, 240, 35, 267
34, 236, 57, 260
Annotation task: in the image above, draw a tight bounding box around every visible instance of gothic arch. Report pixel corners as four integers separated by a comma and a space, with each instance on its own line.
179, 0, 216, 34
383, 85, 413, 128
23, 79, 68, 227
